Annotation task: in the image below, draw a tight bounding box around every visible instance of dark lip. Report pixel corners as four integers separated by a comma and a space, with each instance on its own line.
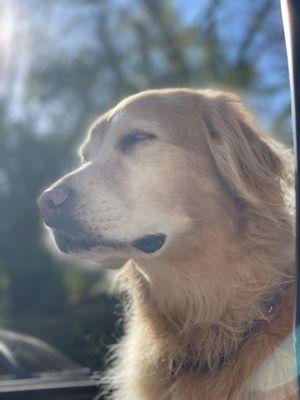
132, 234, 166, 254
53, 229, 125, 254
53, 229, 166, 255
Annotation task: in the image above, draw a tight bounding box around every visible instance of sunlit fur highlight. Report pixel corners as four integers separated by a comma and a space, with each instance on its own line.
98, 90, 295, 399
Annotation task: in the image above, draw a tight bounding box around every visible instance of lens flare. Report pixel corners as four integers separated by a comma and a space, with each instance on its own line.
0, 1, 16, 98
0, 1, 15, 55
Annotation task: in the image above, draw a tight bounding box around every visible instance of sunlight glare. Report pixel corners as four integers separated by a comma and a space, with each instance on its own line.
0, 2, 15, 51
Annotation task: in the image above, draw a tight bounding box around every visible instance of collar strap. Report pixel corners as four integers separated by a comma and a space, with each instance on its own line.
170, 292, 279, 378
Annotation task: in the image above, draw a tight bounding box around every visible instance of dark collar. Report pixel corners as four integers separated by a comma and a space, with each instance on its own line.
170, 292, 279, 378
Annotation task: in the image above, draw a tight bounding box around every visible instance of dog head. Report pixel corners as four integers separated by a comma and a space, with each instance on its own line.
38, 89, 289, 271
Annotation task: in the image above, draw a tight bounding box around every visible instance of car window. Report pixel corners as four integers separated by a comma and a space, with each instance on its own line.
0, 1, 295, 399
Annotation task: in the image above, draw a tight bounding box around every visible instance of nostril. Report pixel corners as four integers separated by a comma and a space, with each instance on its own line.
38, 185, 72, 215
46, 198, 60, 211
48, 186, 70, 208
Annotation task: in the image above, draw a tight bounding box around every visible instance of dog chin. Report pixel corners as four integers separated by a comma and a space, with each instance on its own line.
74, 249, 129, 269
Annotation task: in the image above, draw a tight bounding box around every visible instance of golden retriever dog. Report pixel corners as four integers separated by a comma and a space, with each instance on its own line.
38, 88, 296, 399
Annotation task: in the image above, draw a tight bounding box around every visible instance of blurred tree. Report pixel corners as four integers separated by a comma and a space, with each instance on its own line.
0, 0, 291, 370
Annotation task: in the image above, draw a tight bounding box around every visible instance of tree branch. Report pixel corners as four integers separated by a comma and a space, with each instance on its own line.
140, 0, 190, 81
235, 0, 273, 67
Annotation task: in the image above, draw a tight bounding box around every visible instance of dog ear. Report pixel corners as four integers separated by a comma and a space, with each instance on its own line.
203, 93, 288, 205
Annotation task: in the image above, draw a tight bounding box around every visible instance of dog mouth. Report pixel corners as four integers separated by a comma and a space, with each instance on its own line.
53, 229, 124, 254
53, 229, 166, 255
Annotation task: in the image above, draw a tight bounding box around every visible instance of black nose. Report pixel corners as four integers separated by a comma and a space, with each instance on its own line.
37, 185, 73, 227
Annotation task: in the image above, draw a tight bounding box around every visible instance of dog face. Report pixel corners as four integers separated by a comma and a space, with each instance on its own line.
38, 89, 285, 270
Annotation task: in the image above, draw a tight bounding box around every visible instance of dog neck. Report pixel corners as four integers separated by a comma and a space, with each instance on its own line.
120, 253, 293, 375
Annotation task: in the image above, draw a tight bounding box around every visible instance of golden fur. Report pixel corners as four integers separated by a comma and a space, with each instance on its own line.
40, 89, 296, 399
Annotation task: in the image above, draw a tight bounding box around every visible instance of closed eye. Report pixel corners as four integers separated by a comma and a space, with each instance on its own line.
120, 132, 156, 152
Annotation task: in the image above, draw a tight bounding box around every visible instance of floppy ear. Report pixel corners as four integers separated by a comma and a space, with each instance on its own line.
203, 93, 288, 206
